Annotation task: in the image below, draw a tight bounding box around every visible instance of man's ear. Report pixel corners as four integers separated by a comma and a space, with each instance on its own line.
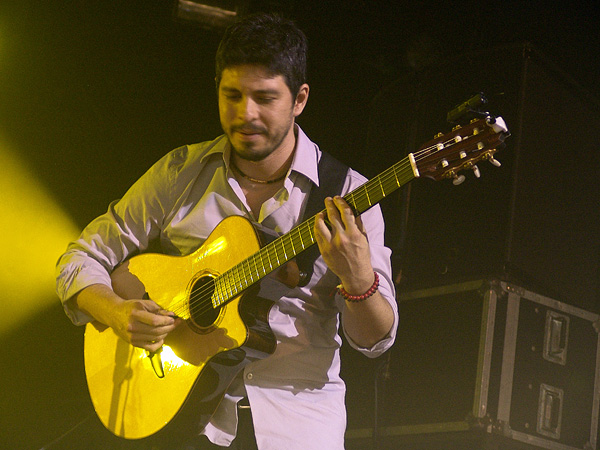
293, 83, 310, 117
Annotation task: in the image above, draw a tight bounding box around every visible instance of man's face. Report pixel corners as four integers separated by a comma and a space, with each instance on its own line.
218, 65, 307, 162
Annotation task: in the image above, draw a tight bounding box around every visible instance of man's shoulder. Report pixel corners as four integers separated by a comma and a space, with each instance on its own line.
150, 136, 226, 181
167, 135, 228, 167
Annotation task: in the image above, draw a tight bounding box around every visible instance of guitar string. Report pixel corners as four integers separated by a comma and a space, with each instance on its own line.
168, 125, 494, 319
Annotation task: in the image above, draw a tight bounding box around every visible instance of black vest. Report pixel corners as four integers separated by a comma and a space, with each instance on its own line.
295, 150, 349, 285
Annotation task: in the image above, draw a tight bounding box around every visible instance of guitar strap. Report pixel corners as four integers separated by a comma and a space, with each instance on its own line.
295, 150, 349, 286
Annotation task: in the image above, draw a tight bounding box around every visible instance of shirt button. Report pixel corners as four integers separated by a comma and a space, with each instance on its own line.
246, 372, 254, 380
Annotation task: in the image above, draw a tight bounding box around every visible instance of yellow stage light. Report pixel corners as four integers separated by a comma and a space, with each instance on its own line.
0, 134, 80, 335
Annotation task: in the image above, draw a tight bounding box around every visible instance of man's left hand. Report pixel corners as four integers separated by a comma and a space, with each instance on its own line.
314, 196, 375, 294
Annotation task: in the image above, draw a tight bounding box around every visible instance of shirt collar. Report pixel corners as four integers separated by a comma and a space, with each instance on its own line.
289, 124, 320, 187
199, 125, 320, 186
197, 134, 229, 163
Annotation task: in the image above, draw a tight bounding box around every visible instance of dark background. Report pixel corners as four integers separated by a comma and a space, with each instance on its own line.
1, 1, 599, 449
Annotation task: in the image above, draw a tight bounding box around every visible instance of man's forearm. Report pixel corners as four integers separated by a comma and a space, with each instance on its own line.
342, 291, 394, 348
72, 284, 127, 329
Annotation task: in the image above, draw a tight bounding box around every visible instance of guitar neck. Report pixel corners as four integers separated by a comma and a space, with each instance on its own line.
212, 154, 418, 306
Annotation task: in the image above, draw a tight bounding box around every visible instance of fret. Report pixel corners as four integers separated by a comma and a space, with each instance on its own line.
258, 252, 267, 276
250, 255, 260, 281
231, 268, 240, 291
243, 259, 253, 287
366, 181, 376, 207
346, 191, 357, 211
391, 164, 403, 187
219, 271, 228, 301
255, 257, 262, 281
300, 226, 309, 250
221, 276, 230, 305
297, 225, 305, 251
261, 249, 271, 273
217, 278, 227, 306
230, 264, 240, 294
262, 240, 276, 272
224, 271, 234, 299
363, 184, 372, 207
273, 241, 281, 266
297, 225, 309, 251
302, 222, 315, 248
211, 279, 219, 308
241, 260, 252, 288
276, 239, 284, 263
306, 221, 315, 244
209, 279, 217, 308
282, 236, 290, 262
255, 250, 264, 275
380, 176, 390, 197
264, 245, 274, 271
376, 175, 385, 199
217, 274, 229, 305
215, 274, 224, 305
288, 232, 297, 256
249, 255, 260, 282
392, 163, 401, 187
288, 236, 296, 258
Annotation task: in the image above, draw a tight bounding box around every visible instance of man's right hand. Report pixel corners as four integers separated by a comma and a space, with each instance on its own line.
73, 284, 181, 352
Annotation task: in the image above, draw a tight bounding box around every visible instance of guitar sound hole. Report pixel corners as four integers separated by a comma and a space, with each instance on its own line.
189, 275, 220, 329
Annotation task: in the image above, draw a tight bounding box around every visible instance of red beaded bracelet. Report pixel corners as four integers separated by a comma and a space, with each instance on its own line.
337, 272, 380, 303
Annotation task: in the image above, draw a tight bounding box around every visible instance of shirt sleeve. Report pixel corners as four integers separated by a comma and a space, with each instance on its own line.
336, 171, 399, 358
54, 146, 186, 325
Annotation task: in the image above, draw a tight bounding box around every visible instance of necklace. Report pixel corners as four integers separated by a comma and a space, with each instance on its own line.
230, 160, 287, 185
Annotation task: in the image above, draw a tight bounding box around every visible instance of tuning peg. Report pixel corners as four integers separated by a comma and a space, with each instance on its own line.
472, 165, 481, 178
452, 174, 466, 185
488, 156, 501, 167
484, 152, 502, 167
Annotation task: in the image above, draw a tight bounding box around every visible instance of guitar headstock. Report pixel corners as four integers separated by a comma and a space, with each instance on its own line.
412, 116, 509, 184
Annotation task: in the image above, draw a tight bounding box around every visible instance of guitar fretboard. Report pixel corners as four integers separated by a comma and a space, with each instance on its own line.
211, 155, 418, 307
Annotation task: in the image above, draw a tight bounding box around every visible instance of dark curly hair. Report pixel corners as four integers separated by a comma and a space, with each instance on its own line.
215, 13, 308, 96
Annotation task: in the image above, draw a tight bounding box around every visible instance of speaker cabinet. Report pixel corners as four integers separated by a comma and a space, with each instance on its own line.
367, 43, 600, 312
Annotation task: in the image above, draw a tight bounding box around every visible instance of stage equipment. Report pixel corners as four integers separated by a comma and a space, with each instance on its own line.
173, 0, 247, 29
343, 42, 600, 450
345, 279, 600, 450
367, 43, 600, 313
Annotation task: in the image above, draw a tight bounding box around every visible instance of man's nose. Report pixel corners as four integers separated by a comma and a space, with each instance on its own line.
238, 97, 259, 121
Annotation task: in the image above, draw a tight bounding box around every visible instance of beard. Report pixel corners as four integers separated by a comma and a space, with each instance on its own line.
225, 117, 294, 162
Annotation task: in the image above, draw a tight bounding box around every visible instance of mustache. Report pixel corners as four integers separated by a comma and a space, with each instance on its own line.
231, 123, 267, 134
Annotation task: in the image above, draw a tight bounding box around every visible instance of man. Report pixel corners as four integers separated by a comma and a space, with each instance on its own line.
56, 13, 398, 450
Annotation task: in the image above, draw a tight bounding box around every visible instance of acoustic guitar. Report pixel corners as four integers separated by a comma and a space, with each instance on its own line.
84, 115, 509, 440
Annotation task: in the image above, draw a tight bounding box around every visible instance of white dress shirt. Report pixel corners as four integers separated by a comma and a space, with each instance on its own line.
56, 125, 398, 449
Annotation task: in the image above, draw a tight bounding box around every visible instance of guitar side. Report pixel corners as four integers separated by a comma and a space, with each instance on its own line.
84, 215, 276, 440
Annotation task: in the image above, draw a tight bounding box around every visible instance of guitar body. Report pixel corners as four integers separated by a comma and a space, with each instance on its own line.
84, 215, 276, 440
